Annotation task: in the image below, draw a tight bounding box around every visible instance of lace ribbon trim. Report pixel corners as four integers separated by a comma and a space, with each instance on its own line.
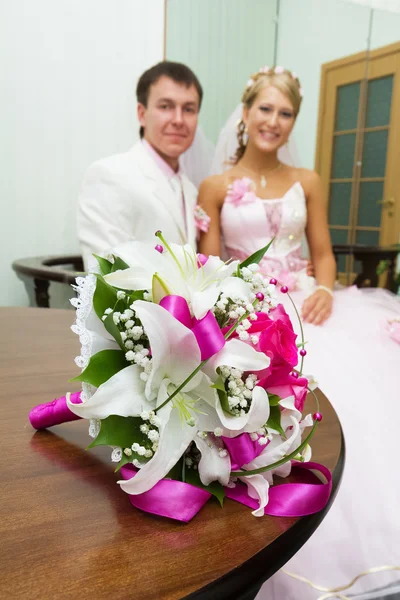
69, 257, 100, 405
282, 565, 400, 599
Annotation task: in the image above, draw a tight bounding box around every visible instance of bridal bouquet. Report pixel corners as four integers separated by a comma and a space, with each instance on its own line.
29, 233, 331, 521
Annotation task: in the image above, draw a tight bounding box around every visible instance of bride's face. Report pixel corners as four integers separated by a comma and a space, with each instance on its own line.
243, 85, 296, 153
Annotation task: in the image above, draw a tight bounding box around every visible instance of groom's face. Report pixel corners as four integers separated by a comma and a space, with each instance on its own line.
138, 75, 200, 163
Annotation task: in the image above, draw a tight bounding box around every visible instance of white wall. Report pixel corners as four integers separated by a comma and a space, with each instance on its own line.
0, 0, 164, 307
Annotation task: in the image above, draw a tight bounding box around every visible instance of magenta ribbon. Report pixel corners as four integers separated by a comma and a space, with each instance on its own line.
160, 295, 225, 360
29, 392, 82, 429
120, 461, 331, 521
120, 465, 210, 522
222, 433, 266, 470
221, 433, 331, 516
225, 461, 332, 517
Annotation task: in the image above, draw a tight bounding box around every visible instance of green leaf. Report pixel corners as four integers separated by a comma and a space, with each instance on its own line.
266, 405, 285, 436
93, 254, 130, 276
212, 377, 232, 414
268, 393, 281, 407
166, 457, 184, 482
103, 309, 125, 350
70, 349, 127, 387
93, 274, 118, 319
185, 468, 225, 507
93, 254, 113, 275
114, 453, 132, 472
129, 290, 146, 302
211, 375, 226, 392
88, 415, 143, 449
239, 238, 274, 269
111, 256, 130, 272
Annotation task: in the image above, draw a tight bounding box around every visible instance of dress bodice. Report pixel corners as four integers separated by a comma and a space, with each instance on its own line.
221, 177, 311, 290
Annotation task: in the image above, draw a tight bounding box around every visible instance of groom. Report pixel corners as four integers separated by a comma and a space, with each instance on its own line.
78, 61, 203, 269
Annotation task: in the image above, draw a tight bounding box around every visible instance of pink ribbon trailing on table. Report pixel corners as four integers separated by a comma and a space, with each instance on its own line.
30, 396, 331, 520
120, 465, 211, 522
160, 295, 225, 360
29, 392, 82, 429
120, 461, 331, 521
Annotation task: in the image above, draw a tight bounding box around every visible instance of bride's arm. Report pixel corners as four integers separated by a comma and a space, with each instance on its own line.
303, 170, 336, 325
197, 176, 225, 256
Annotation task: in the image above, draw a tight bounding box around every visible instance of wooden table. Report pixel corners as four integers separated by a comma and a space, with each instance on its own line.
0, 308, 344, 600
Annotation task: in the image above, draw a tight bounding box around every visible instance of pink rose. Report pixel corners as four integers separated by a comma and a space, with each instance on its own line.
258, 370, 308, 412
249, 305, 298, 378
226, 177, 256, 206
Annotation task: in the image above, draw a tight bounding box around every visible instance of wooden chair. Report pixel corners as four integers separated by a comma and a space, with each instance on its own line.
332, 244, 399, 292
12, 255, 84, 308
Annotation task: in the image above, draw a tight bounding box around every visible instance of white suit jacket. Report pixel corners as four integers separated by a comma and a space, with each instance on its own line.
78, 141, 198, 269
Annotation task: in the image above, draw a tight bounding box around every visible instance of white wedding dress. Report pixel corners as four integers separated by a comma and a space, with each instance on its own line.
220, 178, 400, 599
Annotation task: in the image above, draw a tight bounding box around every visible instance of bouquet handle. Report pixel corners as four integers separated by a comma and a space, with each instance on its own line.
29, 392, 82, 430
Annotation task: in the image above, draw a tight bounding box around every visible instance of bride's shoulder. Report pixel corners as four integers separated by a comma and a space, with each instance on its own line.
198, 171, 234, 206
288, 167, 322, 195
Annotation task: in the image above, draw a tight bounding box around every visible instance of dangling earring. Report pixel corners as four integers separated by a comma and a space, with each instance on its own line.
243, 124, 249, 144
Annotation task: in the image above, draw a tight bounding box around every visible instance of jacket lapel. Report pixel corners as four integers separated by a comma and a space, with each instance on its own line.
181, 174, 197, 248
129, 143, 187, 241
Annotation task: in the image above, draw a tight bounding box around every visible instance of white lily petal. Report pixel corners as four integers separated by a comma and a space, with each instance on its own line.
186, 375, 223, 432
67, 365, 149, 419
219, 276, 254, 303
301, 443, 312, 462
238, 474, 270, 517
242, 386, 271, 432
203, 338, 270, 381
217, 385, 270, 435
280, 396, 302, 430
104, 267, 153, 291
118, 382, 197, 495
191, 286, 221, 320
201, 255, 238, 280
194, 435, 231, 486
132, 301, 202, 399
249, 416, 301, 468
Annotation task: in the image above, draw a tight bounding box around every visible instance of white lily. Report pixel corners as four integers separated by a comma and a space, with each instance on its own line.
102, 239, 253, 319
69, 299, 269, 495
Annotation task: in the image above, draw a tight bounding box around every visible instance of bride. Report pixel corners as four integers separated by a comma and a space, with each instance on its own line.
197, 67, 400, 599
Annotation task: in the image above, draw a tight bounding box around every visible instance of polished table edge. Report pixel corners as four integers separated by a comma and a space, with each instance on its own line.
184, 428, 345, 600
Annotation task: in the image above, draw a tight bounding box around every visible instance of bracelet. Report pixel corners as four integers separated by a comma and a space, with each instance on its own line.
315, 285, 334, 298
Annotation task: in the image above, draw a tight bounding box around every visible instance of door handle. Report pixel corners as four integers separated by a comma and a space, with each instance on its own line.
377, 198, 395, 208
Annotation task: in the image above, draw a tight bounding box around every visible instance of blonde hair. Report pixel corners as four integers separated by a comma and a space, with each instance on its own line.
233, 67, 303, 164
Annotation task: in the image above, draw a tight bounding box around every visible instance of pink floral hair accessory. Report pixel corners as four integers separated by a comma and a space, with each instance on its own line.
260, 66, 270, 73
274, 66, 285, 74
247, 78, 255, 89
